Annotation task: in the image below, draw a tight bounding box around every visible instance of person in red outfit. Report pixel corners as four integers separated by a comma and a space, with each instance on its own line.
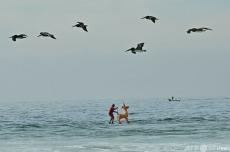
108, 104, 118, 124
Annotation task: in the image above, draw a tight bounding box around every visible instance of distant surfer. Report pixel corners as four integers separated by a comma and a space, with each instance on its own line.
108, 104, 118, 124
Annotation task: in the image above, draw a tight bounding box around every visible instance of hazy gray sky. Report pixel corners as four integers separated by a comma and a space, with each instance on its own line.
0, 0, 230, 101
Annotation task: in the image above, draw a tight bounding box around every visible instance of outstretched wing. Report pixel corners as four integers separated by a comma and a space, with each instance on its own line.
136, 43, 144, 50
131, 51, 136, 54
151, 17, 158, 23
19, 34, 27, 37
141, 16, 147, 19
82, 26, 88, 32
10, 36, 17, 41
41, 32, 50, 36
187, 28, 196, 34
125, 48, 133, 52
50, 35, 56, 39
202, 27, 212, 31
77, 22, 84, 26
12, 37, 17, 41
151, 18, 156, 23
187, 29, 192, 33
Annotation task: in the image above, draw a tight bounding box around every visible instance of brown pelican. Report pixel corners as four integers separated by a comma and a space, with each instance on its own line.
187, 27, 212, 34
125, 43, 146, 54
141, 16, 159, 23
37, 32, 56, 39
9, 34, 27, 41
73, 22, 88, 32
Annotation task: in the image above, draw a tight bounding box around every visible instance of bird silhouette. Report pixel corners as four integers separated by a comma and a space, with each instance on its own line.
37, 32, 56, 39
73, 22, 88, 32
125, 43, 146, 54
9, 34, 27, 41
141, 16, 159, 23
187, 27, 212, 34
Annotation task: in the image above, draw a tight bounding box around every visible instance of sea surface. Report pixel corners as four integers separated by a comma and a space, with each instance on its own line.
0, 98, 230, 152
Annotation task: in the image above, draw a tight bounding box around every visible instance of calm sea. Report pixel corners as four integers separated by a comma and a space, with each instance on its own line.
0, 98, 230, 152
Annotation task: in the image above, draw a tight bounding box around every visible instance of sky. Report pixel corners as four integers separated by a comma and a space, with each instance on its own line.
0, 0, 230, 101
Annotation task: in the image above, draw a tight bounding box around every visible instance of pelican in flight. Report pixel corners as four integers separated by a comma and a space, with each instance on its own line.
125, 43, 146, 54
37, 32, 56, 39
9, 34, 27, 41
168, 96, 181, 102
141, 16, 159, 23
187, 27, 212, 34
73, 22, 88, 32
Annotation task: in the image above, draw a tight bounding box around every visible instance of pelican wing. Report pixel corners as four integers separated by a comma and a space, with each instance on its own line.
136, 43, 144, 50
50, 35, 56, 39
131, 51, 136, 54
197, 28, 208, 32
187, 29, 192, 33
151, 18, 156, 23
202, 27, 212, 31
19, 34, 27, 37
82, 26, 88, 32
125, 48, 132, 52
10, 36, 17, 41
77, 22, 84, 26
187, 28, 196, 34
150, 17, 158, 23
40, 32, 50, 36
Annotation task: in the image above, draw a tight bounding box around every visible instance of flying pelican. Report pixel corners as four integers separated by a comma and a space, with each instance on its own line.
37, 32, 56, 39
168, 96, 181, 102
125, 43, 146, 54
187, 27, 212, 34
141, 16, 159, 23
9, 34, 27, 41
73, 22, 88, 32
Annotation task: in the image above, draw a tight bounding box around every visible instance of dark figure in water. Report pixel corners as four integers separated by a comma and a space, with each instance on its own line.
9, 34, 27, 41
141, 16, 159, 23
187, 27, 212, 34
168, 96, 180, 102
108, 104, 118, 124
125, 43, 146, 54
73, 22, 88, 32
37, 32, 56, 39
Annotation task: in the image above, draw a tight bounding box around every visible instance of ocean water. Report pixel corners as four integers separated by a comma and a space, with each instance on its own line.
0, 98, 230, 152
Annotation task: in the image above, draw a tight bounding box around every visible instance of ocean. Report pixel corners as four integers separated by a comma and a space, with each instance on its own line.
0, 98, 230, 152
